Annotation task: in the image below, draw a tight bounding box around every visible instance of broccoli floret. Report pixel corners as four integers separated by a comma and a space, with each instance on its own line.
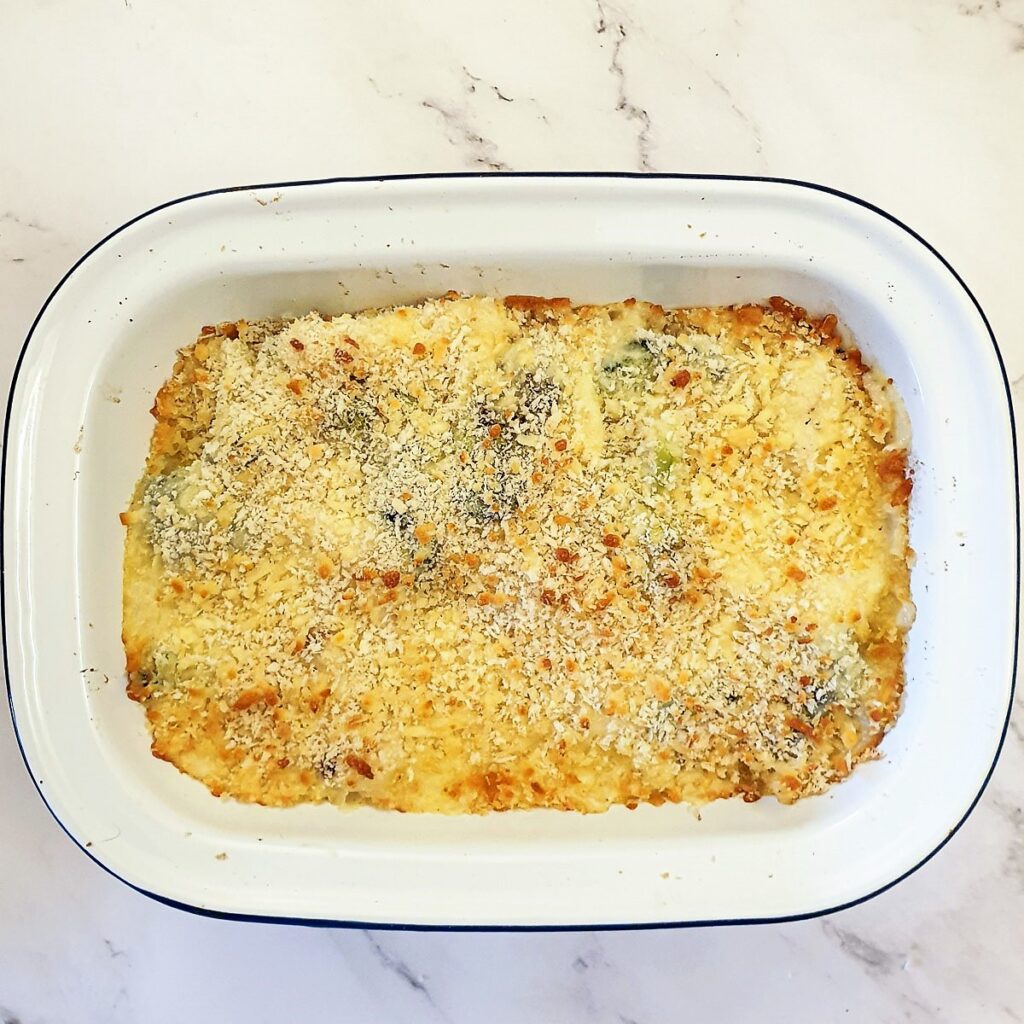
599, 334, 668, 392
653, 443, 677, 491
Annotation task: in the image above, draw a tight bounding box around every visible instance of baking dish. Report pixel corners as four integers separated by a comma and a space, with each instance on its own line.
3, 173, 1017, 928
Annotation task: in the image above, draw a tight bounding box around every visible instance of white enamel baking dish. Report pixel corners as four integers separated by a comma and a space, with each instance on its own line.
3, 174, 1017, 928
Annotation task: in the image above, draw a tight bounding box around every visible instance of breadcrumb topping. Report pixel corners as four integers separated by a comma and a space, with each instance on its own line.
121, 295, 913, 812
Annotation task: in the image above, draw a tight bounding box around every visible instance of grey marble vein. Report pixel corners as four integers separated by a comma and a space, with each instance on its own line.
822, 920, 903, 975
365, 75, 402, 101
959, 0, 1024, 52
898, 990, 940, 1021
462, 66, 513, 104
367, 65, 544, 169
420, 98, 510, 171
566, 933, 623, 1020
1010, 378, 1024, 421
1009, 714, 1024, 746
570, 957, 602, 1018
459, 64, 553, 121
0, 211, 48, 233
705, 71, 764, 156
1007, 694, 1024, 745
594, 0, 654, 171
989, 793, 1024, 889
465, 67, 552, 124
361, 932, 447, 1018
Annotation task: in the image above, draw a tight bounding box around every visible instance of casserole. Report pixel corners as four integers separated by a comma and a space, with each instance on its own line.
122, 296, 913, 813
3, 174, 1017, 927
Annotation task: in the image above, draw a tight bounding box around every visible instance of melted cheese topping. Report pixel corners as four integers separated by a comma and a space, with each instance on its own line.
121, 295, 913, 812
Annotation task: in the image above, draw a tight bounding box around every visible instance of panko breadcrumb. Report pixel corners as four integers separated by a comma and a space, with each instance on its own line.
120, 294, 913, 813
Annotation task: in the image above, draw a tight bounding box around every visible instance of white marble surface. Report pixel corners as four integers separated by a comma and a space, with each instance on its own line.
2, 1, 1024, 1021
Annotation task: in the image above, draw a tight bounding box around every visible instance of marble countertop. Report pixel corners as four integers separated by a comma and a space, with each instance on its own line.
2, 1, 1023, 1021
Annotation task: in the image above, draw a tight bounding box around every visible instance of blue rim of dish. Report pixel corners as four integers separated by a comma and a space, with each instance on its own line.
3, 171, 1018, 931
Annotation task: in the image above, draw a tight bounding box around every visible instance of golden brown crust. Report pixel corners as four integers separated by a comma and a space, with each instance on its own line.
503, 295, 573, 315
121, 297, 913, 813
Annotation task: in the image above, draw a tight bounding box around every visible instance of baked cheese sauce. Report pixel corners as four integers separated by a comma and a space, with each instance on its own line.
121, 295, 913, 813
